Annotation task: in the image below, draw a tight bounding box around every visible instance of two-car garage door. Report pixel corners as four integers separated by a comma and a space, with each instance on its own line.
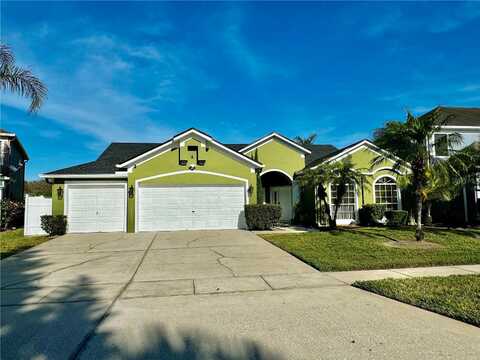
137, 185, 246, 231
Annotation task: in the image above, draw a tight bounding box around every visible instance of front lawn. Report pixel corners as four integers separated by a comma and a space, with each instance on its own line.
353, 274, 480, 327
261, 227, 480, 271
0, 229, 50, 259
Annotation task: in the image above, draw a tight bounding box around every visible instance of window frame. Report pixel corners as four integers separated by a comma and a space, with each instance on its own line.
373, 175, 401, 211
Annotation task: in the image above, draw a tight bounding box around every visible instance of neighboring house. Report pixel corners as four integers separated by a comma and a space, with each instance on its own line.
0, 129, 29, 201
421, 106, 480, 223
41, 128, 405, 233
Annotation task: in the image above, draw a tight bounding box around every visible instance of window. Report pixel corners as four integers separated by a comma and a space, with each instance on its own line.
330, 182, 356, 220
433, 134, 449, 157
374, 177, 399, 210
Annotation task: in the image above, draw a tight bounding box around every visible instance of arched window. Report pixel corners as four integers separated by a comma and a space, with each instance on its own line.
374, 177, 399, 210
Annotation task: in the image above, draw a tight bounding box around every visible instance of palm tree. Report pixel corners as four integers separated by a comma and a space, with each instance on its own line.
294, 133, 317, 146
329, 160, 366, 228
297, 158, 366, 229
374, 109, 464, 240
0, 44, 47, 113
296, 163, 336, 228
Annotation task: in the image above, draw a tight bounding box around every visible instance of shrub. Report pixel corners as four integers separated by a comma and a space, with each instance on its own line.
244, 204, 282, 230
358, 204, 385, 226
1, 199, 24, 230
385, 210, 408, 227
41, 215, 67, 236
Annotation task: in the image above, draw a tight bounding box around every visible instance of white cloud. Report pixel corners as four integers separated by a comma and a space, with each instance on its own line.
3, 25, 219, 145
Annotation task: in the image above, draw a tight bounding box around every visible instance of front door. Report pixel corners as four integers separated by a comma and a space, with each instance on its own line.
270, 186, 292, 221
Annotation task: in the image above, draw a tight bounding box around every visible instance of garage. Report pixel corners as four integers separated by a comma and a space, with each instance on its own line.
66, 183, 127, 233
137, 185, 246, 231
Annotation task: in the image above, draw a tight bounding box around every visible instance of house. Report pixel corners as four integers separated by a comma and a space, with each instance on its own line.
0, 129, 29, 201
421, 106, 480, 224
41, 128, 405, 233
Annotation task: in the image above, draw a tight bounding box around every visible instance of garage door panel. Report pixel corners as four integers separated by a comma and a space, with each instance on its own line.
138, 185, 246, 231
67, 184, 126, 233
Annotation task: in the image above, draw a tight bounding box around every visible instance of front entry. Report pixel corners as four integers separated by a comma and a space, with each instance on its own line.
270, 186, 292, 221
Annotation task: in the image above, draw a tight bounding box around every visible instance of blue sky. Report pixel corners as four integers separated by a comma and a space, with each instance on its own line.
1, 1, 480, 180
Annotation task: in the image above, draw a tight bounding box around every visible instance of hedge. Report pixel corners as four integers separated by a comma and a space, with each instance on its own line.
385, 210, 408, 227
358, 204, 386, 226
244, 204, 282, 230
1, 199, 24, 230
41, 215, 67, 236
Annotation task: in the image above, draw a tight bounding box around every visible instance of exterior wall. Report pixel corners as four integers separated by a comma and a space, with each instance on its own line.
307, 146, 404, 226
244, 138, 305, 178
0, 139, 27, 201
51, 182, 64, 215
327, 147, 401, 207
128, 136, 258, 232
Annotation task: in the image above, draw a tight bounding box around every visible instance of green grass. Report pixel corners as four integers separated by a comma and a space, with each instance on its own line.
353, 275, 480, 327
261, 227, 480, 271
0, 229, 50, 259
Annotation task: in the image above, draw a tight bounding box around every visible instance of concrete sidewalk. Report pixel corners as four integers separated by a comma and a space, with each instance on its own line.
325, 264, 480, 284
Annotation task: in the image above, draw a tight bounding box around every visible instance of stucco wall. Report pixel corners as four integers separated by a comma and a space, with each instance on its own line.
127, 136, 258, 232
245, 138, 305, 178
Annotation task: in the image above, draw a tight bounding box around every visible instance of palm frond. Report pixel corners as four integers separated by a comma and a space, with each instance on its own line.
0, 64, 47, 112
0, 44, 14, 67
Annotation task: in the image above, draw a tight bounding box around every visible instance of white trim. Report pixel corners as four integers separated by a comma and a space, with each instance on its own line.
136, 148, 171, 167
312, 140, 409, 171
116, 128, 262, 169
372, 175, 402, 211
440, 126, 480, 130
64, 181, 128, 233
239, 132, 312, 154
116, 141, 173, 168
362, 167, 404, 176
40, 173, 127, 179
134, 170, 250, 232
0, 132, 15, 137
260, 168, 294, 182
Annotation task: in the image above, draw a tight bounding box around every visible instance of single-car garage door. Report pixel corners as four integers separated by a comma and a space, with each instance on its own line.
66, 183, 126, 233
137, 185, 246, 231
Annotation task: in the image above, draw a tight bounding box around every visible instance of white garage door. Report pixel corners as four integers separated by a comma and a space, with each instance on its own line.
138, 185, 246, 231
67, 184, 126, 233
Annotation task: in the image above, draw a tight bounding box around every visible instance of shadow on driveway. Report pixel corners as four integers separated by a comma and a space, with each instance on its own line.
0, 246, 283, 360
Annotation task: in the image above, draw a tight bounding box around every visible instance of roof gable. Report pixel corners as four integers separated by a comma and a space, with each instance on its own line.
239, 132, 312, 154
116, 128, 263, 169
310, 139, 407, 170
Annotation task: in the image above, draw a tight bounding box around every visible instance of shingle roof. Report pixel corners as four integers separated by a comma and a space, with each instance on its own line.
45, 138, 338, 176
44, 143, 160, 175
304, 140, 364, 168
420, 106, 480, 127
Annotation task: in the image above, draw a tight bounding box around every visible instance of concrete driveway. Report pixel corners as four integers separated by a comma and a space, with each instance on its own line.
1, 230, 479, 359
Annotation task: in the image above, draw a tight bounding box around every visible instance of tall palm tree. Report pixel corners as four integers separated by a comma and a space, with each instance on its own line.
0, 44, 47, 113
374, 109, 464, 240
294, 133, 317, 146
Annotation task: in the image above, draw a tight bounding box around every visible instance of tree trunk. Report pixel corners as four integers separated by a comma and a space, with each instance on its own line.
415, 193, 424, 241
425, 201, 433, 226
322, 197, 335, 229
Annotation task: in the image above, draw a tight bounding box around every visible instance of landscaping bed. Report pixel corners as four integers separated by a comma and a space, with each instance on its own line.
260, 227, 480, 271
353, 274, 480, 327
0, 229, 50, 259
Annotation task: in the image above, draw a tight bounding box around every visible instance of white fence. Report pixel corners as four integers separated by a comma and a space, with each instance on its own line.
24, 195, 52, 235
